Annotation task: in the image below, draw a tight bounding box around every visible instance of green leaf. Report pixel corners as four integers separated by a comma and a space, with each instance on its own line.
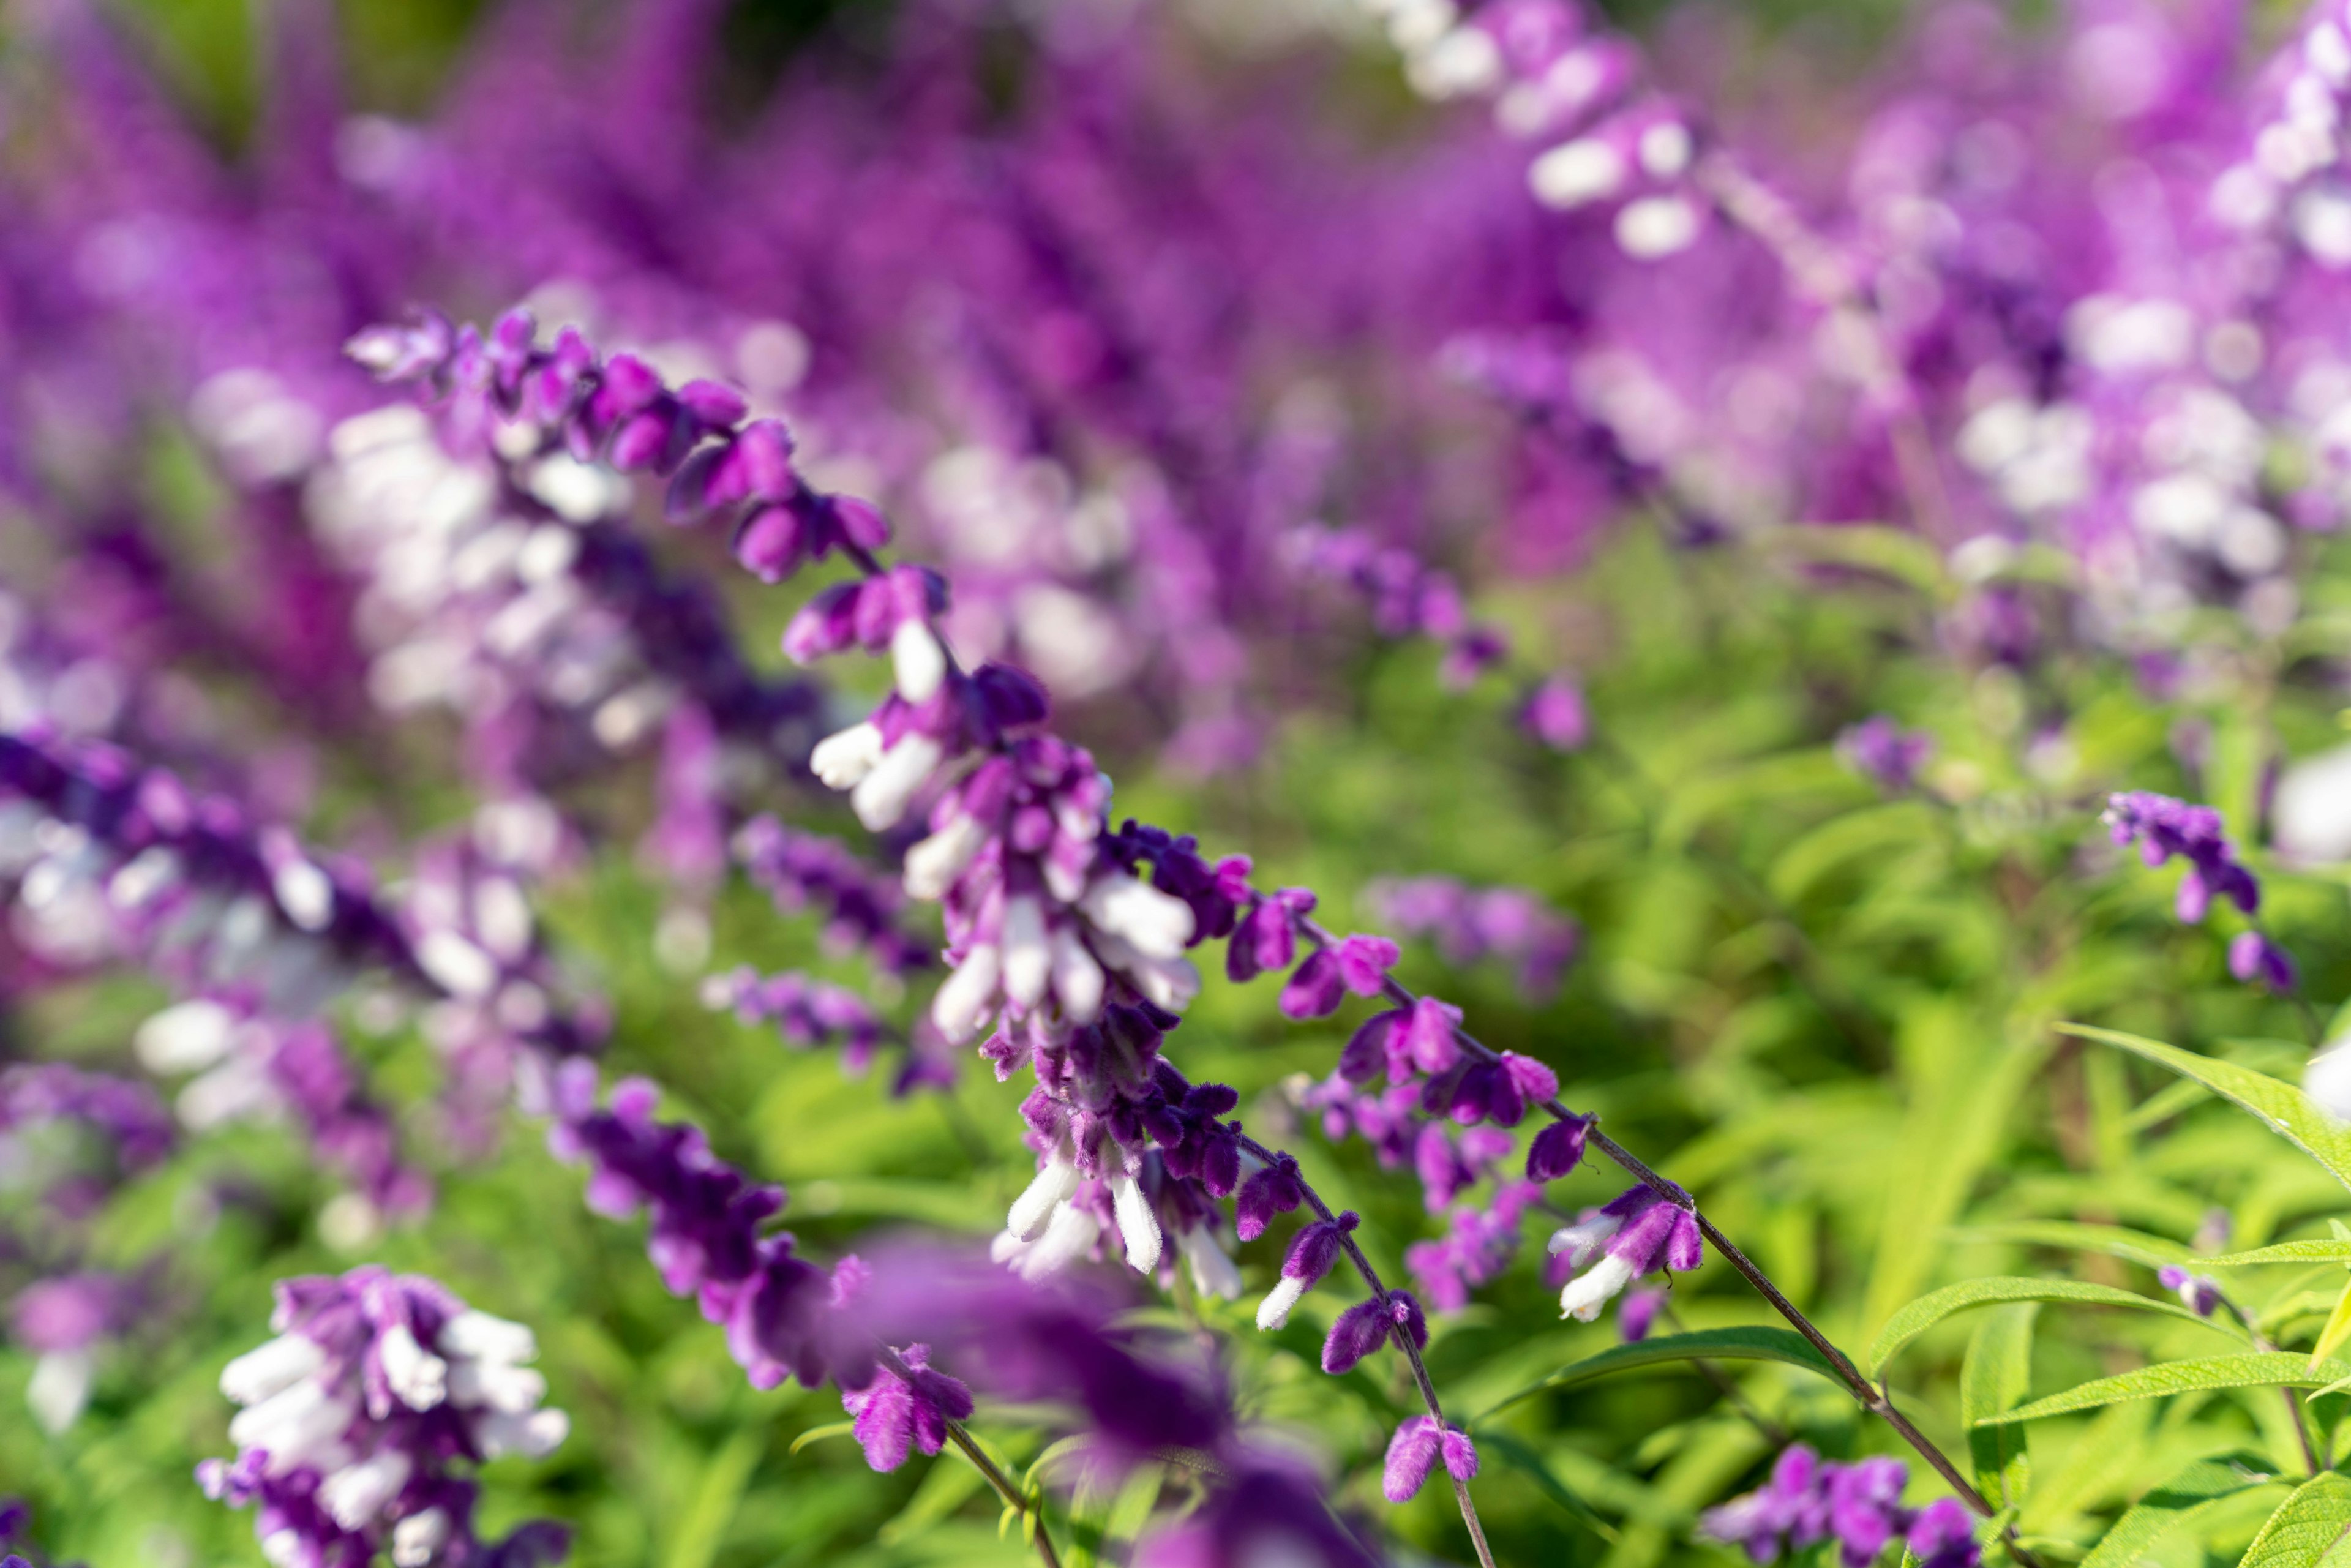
1470, 1328, 1845, 1425
663, 1429, 763, 1568
2241, 1472, 2351, 1568
1753, 522, 1952, 597
1867, 1277, 2238, 1379
2075, 1455, 2279, 1568
1981, 1354, 2351, 1425
1962, 1304, 2036, 1509
1477, 1430, 1620, 1540
2201, 1240, 2351, 1266
2313, 1280, 2351, 1371
2059, 1025, 2351, 1196
788, 1420, 857, 1455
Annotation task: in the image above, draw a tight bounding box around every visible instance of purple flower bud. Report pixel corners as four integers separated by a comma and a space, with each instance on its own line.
1619, 1286, 1665, 1342
1520, 675, 1589, 751
2229, 931, 2297, 992
782, 583, 864, 664
2157, 1264, 2225, 1317
1337, 1009, 1405, 1082
1526, 1114, 1592, 1180
1279, 951, 1344, 1019
1401, 996, 1461, 1073
842, 1344, 975, 1472
1439, 1427, 1478, 1483
1234, 1156, 1306, 1242
1382, 1416, 1444, 1501
733, 506, 806, 583
1324, 1290, 1425, 1374
677, 379, 749, 429
1333, 934, 1400, 994
1281, 1212, 1359, 1285
830, 493, 892, 553
1906, 1498, 1981, 1568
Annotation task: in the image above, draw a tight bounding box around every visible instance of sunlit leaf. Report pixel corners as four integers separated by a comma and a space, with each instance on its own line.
1867, 1278, 2238, 1379
2075, 1456, 2279, 1568
1962, 1304, 2036, 1509
1470, 1328, 1843, 1425
2060, 1025, 2351, 1196
1981, 1356, 2351, 1425
2240, 1472, 2351, 1568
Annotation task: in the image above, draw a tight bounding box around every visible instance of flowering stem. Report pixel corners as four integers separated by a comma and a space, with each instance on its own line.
883, 1345, 1067, 1568
1231, 1130, 1498, 1568
1287, 913, 2041, 1566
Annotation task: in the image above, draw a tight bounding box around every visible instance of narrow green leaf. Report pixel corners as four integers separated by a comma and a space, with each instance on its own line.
2058, 1025, 2351, 1196
2241, 1471, 2351, 1568
787, 1420, 857, 1455
1477, 1430, 1619, 1540
1867, 1278, 2238, 1379
1962, 1304, 2036, 1509
2201, 1240, 2351, 1266
2075, 1456, 2278, 1568
1470, 1328, 1845, 1425
1981, 1354, 2351, 1425
2314, 1280, 2351, 1371
663, 1430, 763, 1568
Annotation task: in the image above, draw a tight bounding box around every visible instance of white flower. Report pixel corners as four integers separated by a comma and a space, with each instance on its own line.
810, 722, 885, 789
230, 1380, 359, 1473
890, 620, 948, 703
1546, 1212, 1623, 1270
1528, 139, 1626, 209
1079, 872, 1196, 961
904, 815, 989, 901
1559, 1254, 1638, 1322
135, 999, 238, 1073
440, 1310, 536, 1365
28, 1349, 93, 1434
476, 1406, 569, 1460
1008, 1150, 1082, 1240
449, 1359, 547, 1414
1017, 1202, 1101, 1280
377, 1322, 448, 1412
1179, 1227, 1243, 1300
320, 1449, 414, 1531
1256, 1274, 1310, 1331
1108, 1169, 1163, 1274
416, 929, 499, 1000
392, 1509, 452, 1568
931, 944, 1002, 1043
850, 735, 945, 831
1002, 896, 1051, 1008
220, 1333, 326, 1406
1049, 925, 1105, 1022
2308, 1043, 2351, 1122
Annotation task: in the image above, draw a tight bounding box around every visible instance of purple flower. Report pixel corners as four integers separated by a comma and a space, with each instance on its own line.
1322, 1289, 1427, 1375
2103, 792, 2261, 922
2158, 1264, 2225, 1318
842, 1344, 975, 1471
1255, 1212, 1359, 1330
1526, 1114, 1594, 1180
2229, 931, 2297, 992
1519, 675, 1590, 752
1382, 1416, 1480, 1502
1907, 1498, 1981, 1568
1234, 1155, 1306, 1242
1837, 716, 1933, 793
1619, 1286, 1666, 1342
198, 1267, 568, 1566
1550, 1185, 1704, 1321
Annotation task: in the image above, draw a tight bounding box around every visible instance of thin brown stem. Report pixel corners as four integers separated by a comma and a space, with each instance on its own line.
1232, 1132, 1499, 1568
881, 1347, 1063, 1568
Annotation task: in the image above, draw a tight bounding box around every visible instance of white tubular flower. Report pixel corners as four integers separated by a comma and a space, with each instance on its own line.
903, 814, 989, 901
1092, 929, 1200, 1013
1108, 1169, 1163, 1274
28, 1349, 93, 1434
272, 860, 335, 932
890, 619, 948, 703
1018, 1202, 1101, 1280
439, 1310, 536, 1365
320, 1449, 414, 1531
1529, 138, 1627, 209
1007, 1149, 1081, 1241
1546, 1212, 1624, 1270
449, 1359, 547, 1414
391, 1509, 452, 1568
1079, 872, 1196, 961
220, 1333, 326, 1406
2309, 1043, 2351, 1122
931, 944, 1002, 1044
476, 1407, 569, 1460
416, 929, 499, 1000
810, 721, 885, 789
1559, 1253, 1638, 1322
135, 998, 238, 1073
377, 1322, 448, 1412
230, 1381, 360, 1473
1255, 1274, 1311, 1332
1001, 895, 1051, 1008
850, 735, 945, 831
1179, 1227, 1243, 1301
1050, 925, 1105, 1022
